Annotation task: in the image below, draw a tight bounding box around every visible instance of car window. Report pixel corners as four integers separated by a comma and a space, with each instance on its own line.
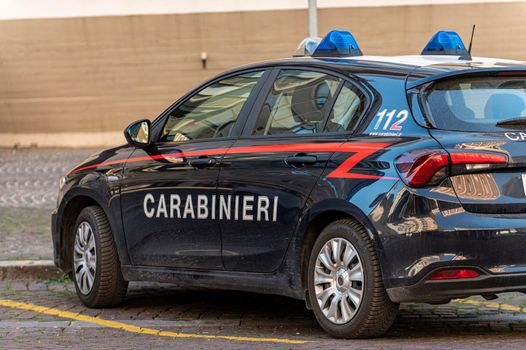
423, 75, 526, 132
160, 71, 263, 142
252, 69, 340, 136
324, 82, 366, 132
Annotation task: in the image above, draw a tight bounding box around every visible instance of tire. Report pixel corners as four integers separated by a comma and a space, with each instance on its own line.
71, 206, 128, 308
307, 219, 398, 338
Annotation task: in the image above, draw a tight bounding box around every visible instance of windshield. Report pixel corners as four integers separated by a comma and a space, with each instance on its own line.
423, 75, 526, 131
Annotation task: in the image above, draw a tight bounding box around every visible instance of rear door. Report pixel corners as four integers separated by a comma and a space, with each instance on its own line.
421, 73, 526, 213
218, 68, 369, 272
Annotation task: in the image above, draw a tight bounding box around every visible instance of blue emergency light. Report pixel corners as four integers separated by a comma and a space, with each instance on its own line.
312, 30, 362, 57
421, 30, 470, 57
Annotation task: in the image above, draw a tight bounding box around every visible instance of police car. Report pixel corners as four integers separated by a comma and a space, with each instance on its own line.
52, 30, 526, 338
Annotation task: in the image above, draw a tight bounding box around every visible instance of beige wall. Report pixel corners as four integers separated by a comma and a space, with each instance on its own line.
1, 2, 526, 146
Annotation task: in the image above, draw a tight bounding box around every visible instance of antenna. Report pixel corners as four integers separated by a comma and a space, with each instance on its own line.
467, 24, 476, 54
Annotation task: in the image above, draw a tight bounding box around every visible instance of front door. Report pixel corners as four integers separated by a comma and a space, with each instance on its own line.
120, 70, 266, 269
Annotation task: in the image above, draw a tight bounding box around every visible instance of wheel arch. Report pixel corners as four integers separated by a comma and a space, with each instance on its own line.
295, 200, 385, 293
57, 187, 129, 273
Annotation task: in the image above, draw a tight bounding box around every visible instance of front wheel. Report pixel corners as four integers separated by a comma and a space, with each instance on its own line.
72, 206, 128, 308
307, 219, 398, 338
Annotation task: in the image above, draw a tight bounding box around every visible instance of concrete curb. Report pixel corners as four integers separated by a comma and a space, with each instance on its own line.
0, 260, 62, 280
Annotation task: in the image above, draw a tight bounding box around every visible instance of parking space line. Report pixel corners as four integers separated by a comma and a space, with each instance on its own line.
455, 299, 525, 313
0, 299, 309, 345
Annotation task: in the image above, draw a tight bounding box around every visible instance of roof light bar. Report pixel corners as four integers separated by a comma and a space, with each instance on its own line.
312, 30, 362, 58
421, 30, 470, 58
293, 37, 321, 57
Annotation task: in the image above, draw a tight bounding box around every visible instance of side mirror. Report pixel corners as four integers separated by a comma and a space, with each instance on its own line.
124, 119, 151, 147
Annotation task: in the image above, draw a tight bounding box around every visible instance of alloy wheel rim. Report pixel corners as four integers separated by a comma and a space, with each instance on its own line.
314, 237, 364, 324
73, 221, 97, 295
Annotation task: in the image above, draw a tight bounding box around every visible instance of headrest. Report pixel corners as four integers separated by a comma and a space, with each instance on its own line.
291, 81, 331, 123
484, 93, 525, 120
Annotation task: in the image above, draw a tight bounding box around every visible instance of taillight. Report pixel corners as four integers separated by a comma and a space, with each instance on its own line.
450, 152, 507, 167
396, 151, 449, 187
428, 268, 480, 280
396, 150, 508, 187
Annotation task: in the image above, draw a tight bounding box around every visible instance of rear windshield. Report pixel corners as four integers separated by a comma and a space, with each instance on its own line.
423, 75, 526, 131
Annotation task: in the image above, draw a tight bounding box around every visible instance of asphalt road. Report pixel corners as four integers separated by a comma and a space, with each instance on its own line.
0, 280, 525, 349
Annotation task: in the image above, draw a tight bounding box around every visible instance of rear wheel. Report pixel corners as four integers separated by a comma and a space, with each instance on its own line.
307, 219, 398, 338
72, 206, 128, 307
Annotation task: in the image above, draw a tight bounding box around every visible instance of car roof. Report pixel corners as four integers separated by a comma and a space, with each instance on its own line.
234, 55, 526, 88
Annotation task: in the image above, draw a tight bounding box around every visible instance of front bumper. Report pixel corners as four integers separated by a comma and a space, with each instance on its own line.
51, 210, 62, 269
387, 267, 526, 303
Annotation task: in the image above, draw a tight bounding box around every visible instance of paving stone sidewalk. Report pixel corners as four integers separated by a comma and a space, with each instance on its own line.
0, 148, 99, 260
1, 148, 526, 349
0, 280, 525, 349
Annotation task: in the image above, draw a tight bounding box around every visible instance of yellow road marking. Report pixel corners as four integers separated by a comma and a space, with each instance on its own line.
455, 299, 525, 313
0, 299, 309, 345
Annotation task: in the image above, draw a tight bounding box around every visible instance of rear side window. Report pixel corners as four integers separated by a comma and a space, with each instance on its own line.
325, 82, 366, 132
423, 75, 526, 131
252, 69, 340, 136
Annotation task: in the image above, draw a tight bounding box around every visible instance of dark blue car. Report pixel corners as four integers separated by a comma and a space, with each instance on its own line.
52, 30, 526, 338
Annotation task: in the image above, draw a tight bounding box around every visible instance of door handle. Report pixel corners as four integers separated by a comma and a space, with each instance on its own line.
285, 153, 317, 166
189, 157, 216, 167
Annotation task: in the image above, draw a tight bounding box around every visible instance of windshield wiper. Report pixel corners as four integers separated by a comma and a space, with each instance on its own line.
496, 117, 526, 128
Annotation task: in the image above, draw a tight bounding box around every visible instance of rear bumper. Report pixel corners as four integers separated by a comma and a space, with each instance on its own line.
371, 182, 526, 302
387, 267, 526, 303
